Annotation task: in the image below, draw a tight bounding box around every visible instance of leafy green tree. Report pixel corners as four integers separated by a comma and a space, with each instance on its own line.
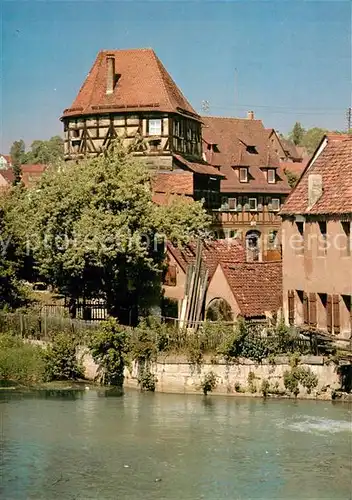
289, 122, 305, 145
24, 136, 64, 165
22, 141, 209, 321
284, 169, 299, 188
10, 140, 26, 185
301, 127, 328, 155
0, 195, 28, 309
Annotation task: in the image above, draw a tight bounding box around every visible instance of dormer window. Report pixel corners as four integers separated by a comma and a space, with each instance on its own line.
148, 119, 162, 136
207, 143, 219, 152
246, 145, 258, 154
267, 169, 276, 183
239, 167, 248, 183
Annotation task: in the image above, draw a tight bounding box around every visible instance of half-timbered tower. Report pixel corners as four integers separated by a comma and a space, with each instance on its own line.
61, 48, 222, 209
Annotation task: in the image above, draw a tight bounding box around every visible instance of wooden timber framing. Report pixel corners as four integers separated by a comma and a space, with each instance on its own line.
62, 111, 202, 162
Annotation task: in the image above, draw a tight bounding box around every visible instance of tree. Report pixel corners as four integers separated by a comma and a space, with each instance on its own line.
0, 194, 28, 309
24, 136, 64, 165
301, 127, 328, 155
10, 140, 26, 185
22, 141, 209, 322
289, 122, 305, 145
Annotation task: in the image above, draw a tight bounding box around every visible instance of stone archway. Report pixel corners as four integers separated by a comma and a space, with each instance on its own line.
246, 230, 261, 262
206, 297, 233, 322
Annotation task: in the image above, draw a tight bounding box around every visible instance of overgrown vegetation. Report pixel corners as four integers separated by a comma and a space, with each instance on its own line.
89, 318, 130, 387
283, 354, 318, 396
200, 371, 217, 395
0, 333, 45, 385
43, 332, 83, 382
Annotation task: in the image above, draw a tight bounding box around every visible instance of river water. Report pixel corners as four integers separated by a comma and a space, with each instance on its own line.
1, 389, 351, 499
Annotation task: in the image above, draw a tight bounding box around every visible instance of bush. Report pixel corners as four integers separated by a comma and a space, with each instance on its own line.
89, 318, 130, 387
0, 333, 45, 384
283, 366, 318, 396
138, 370, 157, 392
261, 378, 270, 398
43, 332, 83, 382
200, 371, 218, 395
247, 371, 257, 393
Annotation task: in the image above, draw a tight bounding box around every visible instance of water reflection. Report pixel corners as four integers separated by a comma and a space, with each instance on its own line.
1, 389, 351, 500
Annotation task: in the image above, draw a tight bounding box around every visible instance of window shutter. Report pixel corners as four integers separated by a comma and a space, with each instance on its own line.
327, 295, 333, 333
303, 292, 309, 325
309, 293, 317, 327
333, 295, 340, 334
288, 290, 294, 325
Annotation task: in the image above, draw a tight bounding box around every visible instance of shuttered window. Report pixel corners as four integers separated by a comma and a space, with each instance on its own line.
309, 293, 317, 327
303, 293, 309, 325
288, 290, 295, 325
327, 295, 333, 333
164, 265, 177, 287
333, 295, 340, 334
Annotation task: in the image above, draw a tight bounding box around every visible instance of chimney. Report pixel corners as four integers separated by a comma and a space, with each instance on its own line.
308, 174, 323, 209
247, 110, 255, 120
106, 54, 115, 95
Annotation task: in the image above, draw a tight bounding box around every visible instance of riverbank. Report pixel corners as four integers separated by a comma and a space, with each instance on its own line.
80, 349, 351, 401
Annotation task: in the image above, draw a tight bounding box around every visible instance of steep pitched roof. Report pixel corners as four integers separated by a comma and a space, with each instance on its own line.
153, 171, 194, 196
20, 164, 47, 187
0, 169, 15, 185
220, 261, 282, 318
62, 48, 200, 120
202, 116, 291, 194
280, 134, 352, 216
173, 154, 224, 177
167, 239, 246, 279
280, 160, 308, 178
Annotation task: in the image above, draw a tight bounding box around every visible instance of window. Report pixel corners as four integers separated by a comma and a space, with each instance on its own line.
271, 198, 280, 211
249, 198, 257, 211
239, 168, 248, 183
267, 169, 276, 183
228, 198, 237, 210
71, 129, 80, 138
148, 119, 162, 136
164, 265, 177, 286
342, 221, 351, 256
318, 221, 327, 256
295, 222, 304, 256
221, 197, 229, 209
246, 145, 257, 154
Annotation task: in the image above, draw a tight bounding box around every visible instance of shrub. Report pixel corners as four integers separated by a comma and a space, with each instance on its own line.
138, 370, 157, 392
247, 371, 257, 393
283, 369, 300, 396
261, 379, 270, 398
89, 318, 130, 387
0, 333, 45, 384
200, 371, 218, 395
43, 332, 83, 382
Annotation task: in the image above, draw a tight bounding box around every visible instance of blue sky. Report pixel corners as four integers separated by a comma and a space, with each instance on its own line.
1, 0, 351, 153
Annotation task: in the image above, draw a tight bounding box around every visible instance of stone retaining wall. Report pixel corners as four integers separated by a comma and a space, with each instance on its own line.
80, 350, 342, 399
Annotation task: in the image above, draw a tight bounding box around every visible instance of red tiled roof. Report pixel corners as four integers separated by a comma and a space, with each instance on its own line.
20, 164, 47, 173
173, 154, 224, 177
167, 239, 246, 279
0, 154, 12, 165
221, 261, 282, 318
62, 48, 200, 120
153, 171, 194, 196
280, 160, 308, 178
202, 116, 291, 194
280, 134, 352, 215
0, 169, 15, 184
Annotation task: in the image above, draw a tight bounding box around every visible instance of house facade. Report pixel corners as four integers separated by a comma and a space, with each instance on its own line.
0, 155, 12, 169
61, 48, 222, 209
280, 134, 352, 341
202, 114, 291, 260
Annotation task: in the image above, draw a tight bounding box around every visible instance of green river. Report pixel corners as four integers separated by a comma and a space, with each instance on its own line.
1, 389, 351, 499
